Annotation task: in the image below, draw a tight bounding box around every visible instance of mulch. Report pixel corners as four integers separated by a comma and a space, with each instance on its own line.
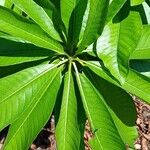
1, 97, 150, 150
134, 97, 150, 150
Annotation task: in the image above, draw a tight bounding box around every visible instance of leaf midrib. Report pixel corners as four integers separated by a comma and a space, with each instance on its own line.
0, 60, 67, 104
0, 19, 63, 54
5, 69, 60, 147
73, 63, 103, 150
62, 69, 71, 149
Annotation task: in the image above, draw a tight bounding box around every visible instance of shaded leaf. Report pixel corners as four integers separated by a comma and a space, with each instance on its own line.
85, 68, 138, 147
0, 38, 54, 66
0, 32, 28, 43
130, 60, 150, 77
74, 63, 125, 149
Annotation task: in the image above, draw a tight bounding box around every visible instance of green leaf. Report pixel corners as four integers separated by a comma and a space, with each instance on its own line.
61, 0, 79, 31
50, 0, 60, 10
73, 63, 125, 149
3, 68, 61, 150
78, 1, 90, 44
130, 25, 150, 59
97, 12, 142, 83
131, 0, 144, 6
0, 6, 64, 54
84, 60, 150, 104
4, 0, 13, 8
77, 0, 110, 53
106, 0, 127, 23
0, 38, 54, 66
12, 0, 61, 41
0, 57, 48, 68
123, 69, 150, 103
5, 0, 22, 15
33, 0, 66, 41
56, 63, 80, 150
33, 0, 55, 21
0, 60, 67, 131
83, 60, 120, 86
0, 32, 28, 43
76, 91, 86, 150
85, 69, 138, 147
67, 0, 88, 50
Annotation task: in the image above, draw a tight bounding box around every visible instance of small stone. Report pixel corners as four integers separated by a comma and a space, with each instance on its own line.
134, 143, 141, 150
0, 144, 3, 149
30, 144, 37, 149
136, 118, 141, 125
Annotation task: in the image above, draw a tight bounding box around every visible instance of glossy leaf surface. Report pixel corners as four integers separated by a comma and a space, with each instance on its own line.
0, 61, 65, 131
0, 6, 64, 54
97, 12, 142, 82
56, 64, 80, 150
74, 64, 125, 149
130, 25, 150, 59
12, 0, 61, 41
78, 0, 110, 52
85, 69, 138, 147
3, 68, 61, 150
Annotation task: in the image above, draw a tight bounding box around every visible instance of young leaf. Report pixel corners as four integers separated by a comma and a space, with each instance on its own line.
0, 6, 64, 54
12, 0, 61, 41
3, 68, 62, 150
74, 63, 125, 149
77, 0, 110, 52
56, 63, 80, 150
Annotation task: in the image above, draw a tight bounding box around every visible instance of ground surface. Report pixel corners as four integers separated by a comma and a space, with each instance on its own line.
0, 98, 150, 150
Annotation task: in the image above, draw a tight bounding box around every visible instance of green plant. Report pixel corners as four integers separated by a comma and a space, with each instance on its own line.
0, 0, 150, 149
